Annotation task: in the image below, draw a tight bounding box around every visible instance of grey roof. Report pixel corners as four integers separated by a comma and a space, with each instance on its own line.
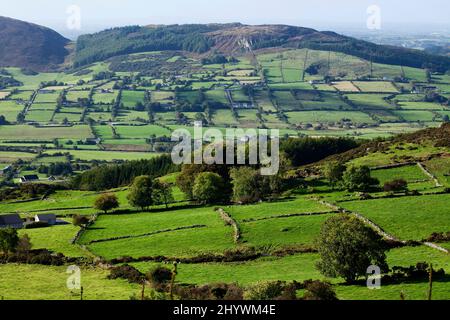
0, 214, 23, 226
21, 175, 39, 181
35, 214, 56, 220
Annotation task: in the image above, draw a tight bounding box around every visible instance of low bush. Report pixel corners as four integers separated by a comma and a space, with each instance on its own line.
147, 266, 172, 285
384, 179, 408, 192
302, 280, 338, 301
174, 283, 244, 300
107, 265, 145, 284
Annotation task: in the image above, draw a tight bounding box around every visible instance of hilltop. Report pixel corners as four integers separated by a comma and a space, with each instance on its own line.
0, 16, 70, 71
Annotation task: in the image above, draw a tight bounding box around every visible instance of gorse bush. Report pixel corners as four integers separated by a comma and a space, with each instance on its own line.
302, 280, 338, 301
108, 265, 145, 284
384, 179, 408, 192
146, 266, 173, 285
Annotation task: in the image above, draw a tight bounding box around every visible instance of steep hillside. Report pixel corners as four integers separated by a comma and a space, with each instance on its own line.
74, 23, 450, 72
0, 16, 70, 71
319, 123, 450, 166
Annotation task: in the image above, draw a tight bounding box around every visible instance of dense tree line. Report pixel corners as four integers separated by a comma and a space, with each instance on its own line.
70, 155, 178, 191
281, 137, 359, 167
74, 25, 219, 67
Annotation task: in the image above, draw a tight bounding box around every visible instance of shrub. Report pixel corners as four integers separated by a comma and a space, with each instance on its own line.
94, 193, 119, 214
302, 280, 338, 301
108, 265, 144, 284
342, 166, 379, 192
384, 179, 408, 192
72, 215, 90, 227
0, 228, 19, 254
175, 283, 244, 300
146, 266, 172, 285
243, 281, 286, 300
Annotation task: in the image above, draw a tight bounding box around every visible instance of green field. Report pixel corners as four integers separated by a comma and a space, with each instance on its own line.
340, 194, 450, 241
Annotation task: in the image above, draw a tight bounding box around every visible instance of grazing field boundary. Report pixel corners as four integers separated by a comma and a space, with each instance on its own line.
85, 224, 207, 245
217, 208, 241, 243
316, 198, 450, 253
417, 162, 443, 187
241, 210, 339, 223
370, 162, 417, 170
72, 213, 99, 245
107, 244, 318, 265
315, 198, 403, 242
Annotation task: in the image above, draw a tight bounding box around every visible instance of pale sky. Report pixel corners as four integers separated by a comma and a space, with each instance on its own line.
1, 0, 449, 38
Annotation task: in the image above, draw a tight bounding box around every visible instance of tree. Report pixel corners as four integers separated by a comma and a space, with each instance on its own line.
16, 112, 25, 123
230, 167, 269, 204
128, 175, 154, 210
342, 166, 379, 192
323, 162, 346, 188
94, 193, 119, 214
192, 172, 224, 204
316, 214, 388, 283
152, 180, 174, 209
0, 115, 10, 125
72, 214, 90, 227
0, 228, 19, 255
16, 234, 32, 255
176, 163, 231, 200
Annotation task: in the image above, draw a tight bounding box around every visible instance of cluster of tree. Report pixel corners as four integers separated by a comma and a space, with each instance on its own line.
201, 55, 238, 65
281, 137, 359, 167
92, 176, 174, 213
70, 155, 178, 191
424, 92, 448, 105
92, 71, 116, 81
0, 183, 58, 202
38, 162, 73, 176
0, 228, 32, 256
0, 75, 21, 89
323, 162, 379, 192
0, 115, 10, 125
40, 80, 65, 88
176, 162, 287, 205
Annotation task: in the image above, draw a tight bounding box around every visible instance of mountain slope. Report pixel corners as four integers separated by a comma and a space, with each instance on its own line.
0, 16, 70, 71
74, 23, 450, 72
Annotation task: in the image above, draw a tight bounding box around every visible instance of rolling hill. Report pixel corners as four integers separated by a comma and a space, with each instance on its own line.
74, 23, 450, 72
0, 16, 70, 71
